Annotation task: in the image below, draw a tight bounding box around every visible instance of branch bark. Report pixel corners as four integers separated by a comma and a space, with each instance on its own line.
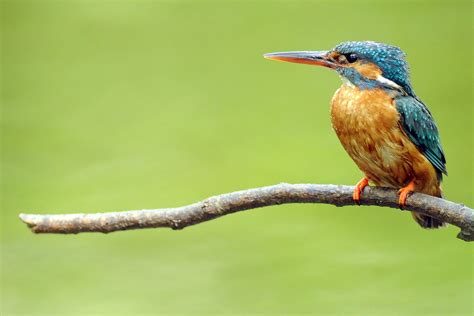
19, 183, 474, 241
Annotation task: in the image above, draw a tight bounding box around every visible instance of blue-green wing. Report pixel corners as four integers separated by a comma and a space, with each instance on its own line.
395, 96, 447, 176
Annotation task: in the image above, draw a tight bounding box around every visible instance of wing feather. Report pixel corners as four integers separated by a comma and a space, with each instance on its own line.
395, 96, 447, 177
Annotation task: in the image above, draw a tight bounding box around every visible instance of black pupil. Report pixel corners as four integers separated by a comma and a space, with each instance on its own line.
345, 53, 358, 63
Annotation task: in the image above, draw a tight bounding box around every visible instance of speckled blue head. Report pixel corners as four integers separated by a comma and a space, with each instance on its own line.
264, 41, 415, 96
333, 41, 414, 95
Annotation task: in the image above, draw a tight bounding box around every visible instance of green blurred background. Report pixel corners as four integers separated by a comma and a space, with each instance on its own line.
1, 0, 472, 315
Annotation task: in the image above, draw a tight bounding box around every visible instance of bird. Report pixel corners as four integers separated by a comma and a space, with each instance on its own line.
264, 41, 447, 229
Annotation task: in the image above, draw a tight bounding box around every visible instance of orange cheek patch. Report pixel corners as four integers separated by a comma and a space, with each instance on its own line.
327, 51, 340, 61
353, 62, 382, 80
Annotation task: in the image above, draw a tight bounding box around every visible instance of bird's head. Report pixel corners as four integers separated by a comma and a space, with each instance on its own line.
264, 41, 414, 96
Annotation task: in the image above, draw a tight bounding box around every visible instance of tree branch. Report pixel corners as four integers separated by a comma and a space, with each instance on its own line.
19, 183, 474, 241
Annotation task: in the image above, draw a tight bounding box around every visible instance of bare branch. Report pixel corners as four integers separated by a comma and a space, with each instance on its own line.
19, 184, 474, 241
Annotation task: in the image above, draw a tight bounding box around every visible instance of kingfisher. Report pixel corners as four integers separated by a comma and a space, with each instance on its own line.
264, 41, 447, 229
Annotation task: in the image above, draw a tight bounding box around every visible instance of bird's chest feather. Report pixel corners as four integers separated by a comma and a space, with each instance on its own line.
330, 85, 411, 186
331, 85, 399, 134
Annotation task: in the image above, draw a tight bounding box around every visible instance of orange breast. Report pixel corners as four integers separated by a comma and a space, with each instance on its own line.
330, 84, 440, 195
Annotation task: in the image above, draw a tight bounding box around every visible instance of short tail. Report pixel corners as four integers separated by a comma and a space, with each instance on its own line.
410, 186, 446, 229
411, 212, 446, 229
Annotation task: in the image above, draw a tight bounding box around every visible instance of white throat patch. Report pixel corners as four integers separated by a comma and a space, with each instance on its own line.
339, 75, 355, 88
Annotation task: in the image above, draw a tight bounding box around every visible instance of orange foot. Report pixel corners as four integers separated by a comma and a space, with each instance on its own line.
353, 177, 369, 205
398, 180, 416, 209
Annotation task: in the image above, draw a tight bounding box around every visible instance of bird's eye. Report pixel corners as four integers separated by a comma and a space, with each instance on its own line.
345, 53, 358, 63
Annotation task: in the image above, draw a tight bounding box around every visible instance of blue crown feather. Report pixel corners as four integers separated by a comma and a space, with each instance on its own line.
334, 41, 414, 96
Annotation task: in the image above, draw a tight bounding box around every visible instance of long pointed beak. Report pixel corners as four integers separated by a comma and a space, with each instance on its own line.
263, 51, 336, 69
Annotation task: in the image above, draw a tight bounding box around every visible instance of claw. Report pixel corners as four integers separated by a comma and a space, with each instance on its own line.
398, 180, 416, 209
353, 177, 369, 205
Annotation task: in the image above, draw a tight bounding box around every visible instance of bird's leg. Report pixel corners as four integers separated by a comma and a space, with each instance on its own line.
398, 180, 416, 209
353, 177, 369, 205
